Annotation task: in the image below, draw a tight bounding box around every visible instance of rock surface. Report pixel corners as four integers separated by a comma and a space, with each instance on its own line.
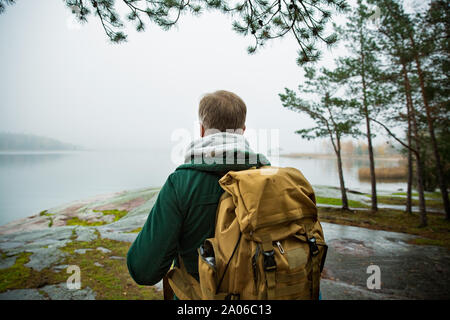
0, 186, 448, 300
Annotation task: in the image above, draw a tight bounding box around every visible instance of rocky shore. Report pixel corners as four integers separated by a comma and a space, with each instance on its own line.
0, 186, 448, 300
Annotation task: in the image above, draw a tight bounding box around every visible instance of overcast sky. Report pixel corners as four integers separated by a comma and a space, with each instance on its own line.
0, 0, 425, 153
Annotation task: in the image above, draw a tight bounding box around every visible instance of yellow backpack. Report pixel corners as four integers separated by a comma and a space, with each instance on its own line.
166, 166, 327, 300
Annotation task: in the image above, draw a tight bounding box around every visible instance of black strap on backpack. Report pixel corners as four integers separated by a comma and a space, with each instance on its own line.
215, 232, 242, 295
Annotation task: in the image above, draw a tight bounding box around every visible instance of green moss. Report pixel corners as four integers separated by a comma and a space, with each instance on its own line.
40, 210, 54, 217
0, 251, 72, 293
392, 192, 419, 197
0, 237, 162, 299
409, 237, 448, 247
125, 227, 142, 234
0, 252, 31, 291
43, 208, 128, 228
99, 209, 128, 222
70, 228, 77, 240
377, 195, 444, 209
40, 210, 54, 227
66, 209, 129, 227
66, 217, 107, 227
316, 196, 369, 208
60, 237, 162, 299
391, 191, 448, 200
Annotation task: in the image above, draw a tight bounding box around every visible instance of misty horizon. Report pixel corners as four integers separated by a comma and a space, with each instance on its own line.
0, 0, 412, 155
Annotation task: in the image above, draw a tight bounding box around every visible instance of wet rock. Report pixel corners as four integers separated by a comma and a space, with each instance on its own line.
96, 247, 111, 254
0, 283, 97, 300
0, 288, 47, 300
109, 256, 125, 260
0, 255, 17, 270
97, 229, 137, 243
40, 283, 96, 300
322, 222, 450, 299
328, 239, 374, 257
3, 226, 71, 243
74, 249, 93, 254
320, 279, 408, 300
0, 241, 24, 251
0, 215, 52, 236
52, 264, 69, 273
74, 227, 98, 242
24, 246, 68, 272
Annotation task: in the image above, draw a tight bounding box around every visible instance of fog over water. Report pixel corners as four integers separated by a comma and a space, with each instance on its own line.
0, 150, 406, 225
0, 1, 421, 225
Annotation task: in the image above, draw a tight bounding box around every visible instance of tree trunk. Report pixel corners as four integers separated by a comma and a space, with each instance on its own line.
335, 135, 349, 211
410, 35, 450, 220
402, 61, 427, 226
363, 101, 377, 211
360, 38, 377, 212
406, 98, 413, 215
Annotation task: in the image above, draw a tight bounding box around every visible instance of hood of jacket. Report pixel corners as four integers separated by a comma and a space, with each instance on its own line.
176, 132, 270, 173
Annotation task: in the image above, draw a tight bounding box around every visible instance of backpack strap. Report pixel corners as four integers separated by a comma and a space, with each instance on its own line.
307, 234, 321, 300
215, 232, 242, 295
260, 233, 277, 300
166, 255, 202, 300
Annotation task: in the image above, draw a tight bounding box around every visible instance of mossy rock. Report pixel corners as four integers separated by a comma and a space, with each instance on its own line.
0, 235, 162, 300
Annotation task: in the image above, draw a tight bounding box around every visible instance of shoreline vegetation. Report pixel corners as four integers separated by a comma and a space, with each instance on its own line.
358, 167, 407, 181
280, 152, 409, 182
280, 152, 405, 161
0, 133, 82, 151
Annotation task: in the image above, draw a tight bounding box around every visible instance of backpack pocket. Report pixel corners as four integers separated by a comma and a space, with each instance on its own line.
197, 239, 218, 299
271, 238, 312, 299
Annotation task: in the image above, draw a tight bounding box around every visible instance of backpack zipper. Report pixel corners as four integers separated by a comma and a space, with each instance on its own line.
276, 241, 285, 254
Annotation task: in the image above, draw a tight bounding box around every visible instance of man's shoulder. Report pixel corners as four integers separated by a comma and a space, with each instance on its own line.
163, 167, 224, 212
166, 166, 223, 193
170, 166, 220, 180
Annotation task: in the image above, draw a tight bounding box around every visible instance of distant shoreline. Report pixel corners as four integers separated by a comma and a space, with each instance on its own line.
0, 150, 85, 154
279, 153, 405, 161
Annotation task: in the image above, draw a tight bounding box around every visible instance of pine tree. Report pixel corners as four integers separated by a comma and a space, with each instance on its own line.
0, 0, 349, 65
329, 0, 381, 212
374, 0, 449, 222
0, 0, 14, 14
370, 0, 428, 226
279, 67, 361, 211
411, 1, 450, 220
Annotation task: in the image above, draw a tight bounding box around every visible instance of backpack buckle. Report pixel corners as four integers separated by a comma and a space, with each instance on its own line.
308, 237, 319, 256
263, 250, 277, 271
225, 293, 240, 300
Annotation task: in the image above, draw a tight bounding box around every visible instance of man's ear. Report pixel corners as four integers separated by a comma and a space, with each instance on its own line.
200, 124, 205, 137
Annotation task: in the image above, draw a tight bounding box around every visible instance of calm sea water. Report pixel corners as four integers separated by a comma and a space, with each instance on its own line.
0, 151, 405, 226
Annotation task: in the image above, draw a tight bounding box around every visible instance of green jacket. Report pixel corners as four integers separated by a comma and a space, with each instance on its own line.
126, 155, 270, 285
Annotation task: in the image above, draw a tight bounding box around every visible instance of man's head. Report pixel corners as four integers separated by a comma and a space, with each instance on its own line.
198, 90, 247, 137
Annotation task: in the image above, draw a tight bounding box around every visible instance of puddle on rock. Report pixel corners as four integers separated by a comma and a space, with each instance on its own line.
329, 238, 374, 256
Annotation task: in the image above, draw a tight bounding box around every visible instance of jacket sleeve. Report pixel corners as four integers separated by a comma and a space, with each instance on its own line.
126, 174, 183, 285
